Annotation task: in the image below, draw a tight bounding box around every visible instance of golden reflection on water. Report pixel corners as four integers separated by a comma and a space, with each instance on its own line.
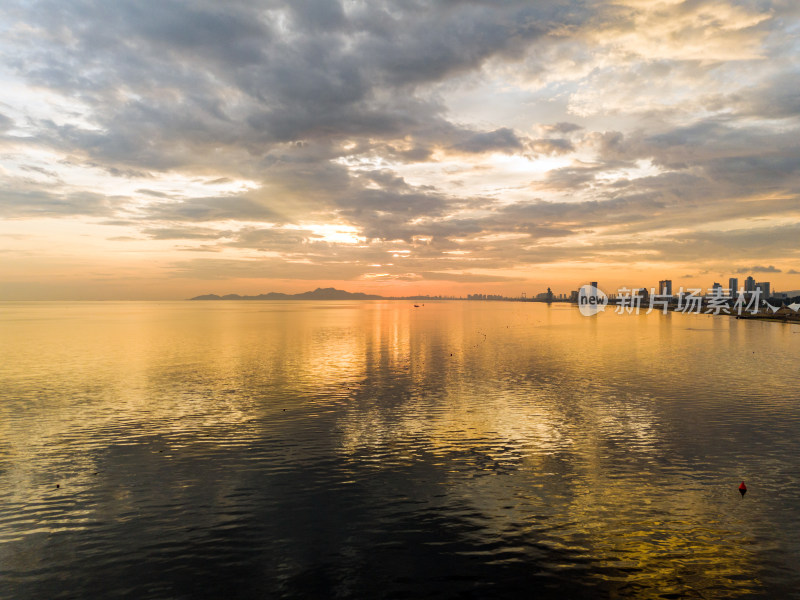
329, 302, 798, 597
2, 301, 800, 597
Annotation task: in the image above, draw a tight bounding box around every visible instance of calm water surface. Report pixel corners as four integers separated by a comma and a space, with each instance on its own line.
2, 301, 800, 599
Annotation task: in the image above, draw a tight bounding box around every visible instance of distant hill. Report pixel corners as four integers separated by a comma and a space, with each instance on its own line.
189, 287, 384, 300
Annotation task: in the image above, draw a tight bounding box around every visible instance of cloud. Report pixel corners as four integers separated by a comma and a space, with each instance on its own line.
736, 72, 800, 120
0, 182, 120, 218
416, 271, 520, 283
142, 226, 232, 241
227, 227, 322, 249
2, 0, 799, 294
736, 265, 783, 274
451, 128, 524, 154
540, 122, 583, 135
9, 0, 571, 175
0, 113, 13, 132
589, 0, 772, 62
529, 138, 574, 155
169, 257, 368, 281
143, 195, 282, 223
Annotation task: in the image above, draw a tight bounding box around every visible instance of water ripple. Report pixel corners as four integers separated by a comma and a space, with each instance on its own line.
1, 301, 800, 598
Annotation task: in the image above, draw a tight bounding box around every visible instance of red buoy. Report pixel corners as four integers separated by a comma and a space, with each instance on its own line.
739, 481, 747, 497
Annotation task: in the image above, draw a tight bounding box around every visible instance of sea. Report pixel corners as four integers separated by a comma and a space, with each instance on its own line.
2, 300, 800, 599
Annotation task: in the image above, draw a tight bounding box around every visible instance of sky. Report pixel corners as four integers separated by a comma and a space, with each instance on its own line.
1, 0, 800, 300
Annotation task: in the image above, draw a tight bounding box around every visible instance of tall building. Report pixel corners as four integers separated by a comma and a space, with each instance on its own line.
745, 276, 756, 292
712, 282, 722, 296
590, 281, 598, 290
756, 282, 771, 298
658, 279, 672, 296
729, 277, 738, 295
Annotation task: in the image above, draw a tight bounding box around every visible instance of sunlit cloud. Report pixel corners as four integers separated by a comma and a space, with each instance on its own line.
0, 0, 799, 298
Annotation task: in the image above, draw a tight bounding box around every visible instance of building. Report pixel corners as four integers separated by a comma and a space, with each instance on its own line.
729, 277, 738, 295
658, 279, 672, 296
745, 276, 756, 292
536, 289, 554, 302
756, 282, 771, 298
712, 282, 722, 296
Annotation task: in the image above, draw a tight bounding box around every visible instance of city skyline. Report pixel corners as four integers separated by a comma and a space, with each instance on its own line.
573, 274, 788, 299
189, 270, 796, 302
2, 1, 800, 299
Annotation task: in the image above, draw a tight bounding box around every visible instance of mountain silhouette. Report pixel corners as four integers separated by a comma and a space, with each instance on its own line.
190, 287, 384, 300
